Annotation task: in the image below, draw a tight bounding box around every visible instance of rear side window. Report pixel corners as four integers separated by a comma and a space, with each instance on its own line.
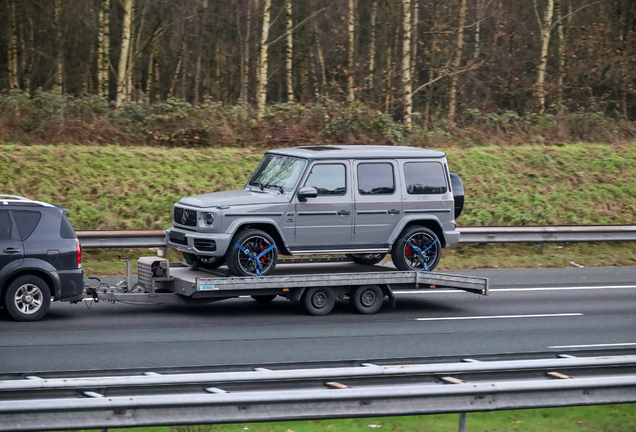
404, 162, 448, 194
0, 211, 11, 241
60, 214, 77, 239
13, 211, 41, 240
358, 163, 395, 195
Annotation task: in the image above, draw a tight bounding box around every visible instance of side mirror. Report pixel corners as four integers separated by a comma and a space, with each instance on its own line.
298, 186, 318, 202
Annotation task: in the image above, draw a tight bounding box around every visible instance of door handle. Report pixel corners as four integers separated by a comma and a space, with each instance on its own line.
388, 209, 401, 215
3, 248, 21, 254
337, 210, 351, 216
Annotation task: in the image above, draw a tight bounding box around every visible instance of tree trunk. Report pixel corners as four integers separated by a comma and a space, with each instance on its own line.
169, 44, 184, 99
147, 45, 156, 103
98, 0, 110, 98
368, 0, 377, 92
116, 0, 134, 106
474, 0, 484, 59
53, 0, 63, 92
240, 0, 253, 103
410, 0, 418, 81
402, 0, 412, 127
194, 0, 209, 105
448, 0, 467, 121
347, 0, 356, 102
7, 0, 19, 90
256, 0, 272, 119
385, 0, 395, 113
555, 0, 565, 112
126, 1, 136, 100
535, 0, 554, 115
284, 0, 294, 102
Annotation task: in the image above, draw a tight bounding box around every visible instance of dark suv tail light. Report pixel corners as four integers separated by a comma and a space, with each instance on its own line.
77, 242, 82, 269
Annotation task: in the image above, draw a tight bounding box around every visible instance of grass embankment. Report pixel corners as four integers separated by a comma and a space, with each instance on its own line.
64, 404, 636, 432
2, 142, 636, 273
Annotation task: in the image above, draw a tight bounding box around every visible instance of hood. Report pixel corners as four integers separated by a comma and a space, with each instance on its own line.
178, 188, 288, 208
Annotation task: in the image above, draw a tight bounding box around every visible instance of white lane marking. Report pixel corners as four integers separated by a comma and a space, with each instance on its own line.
394, 285, 636, 295
549, 342, 636, 349
415, 313, 583, 321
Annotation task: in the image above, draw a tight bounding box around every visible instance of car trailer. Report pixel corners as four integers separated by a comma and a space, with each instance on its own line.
87, 257, 488, 316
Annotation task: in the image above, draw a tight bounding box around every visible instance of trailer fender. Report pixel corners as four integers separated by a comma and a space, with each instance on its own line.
289, 287, 306, 302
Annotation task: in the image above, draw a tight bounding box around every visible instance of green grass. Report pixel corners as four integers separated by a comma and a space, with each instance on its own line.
60, 404, 636, 432
2, 142, 636, 230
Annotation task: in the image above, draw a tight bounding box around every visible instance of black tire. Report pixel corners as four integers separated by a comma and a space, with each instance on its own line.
346, 253, 387, 265
225, 229, 278, 277
302, 287, 336, 316
351, 285, 384, 314
3, 275, 51, 322
251, 295, 277, 303
183, 252, 225, 270
391, 226, 442, 272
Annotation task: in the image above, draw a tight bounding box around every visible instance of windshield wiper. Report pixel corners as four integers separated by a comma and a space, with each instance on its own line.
250, 181, 265, 191
265, 184, 285, 194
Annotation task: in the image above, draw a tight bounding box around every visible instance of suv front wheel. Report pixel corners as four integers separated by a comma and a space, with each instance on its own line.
391, 226, 442, 272
225, 229, 278, 277
3, 275, 52, 322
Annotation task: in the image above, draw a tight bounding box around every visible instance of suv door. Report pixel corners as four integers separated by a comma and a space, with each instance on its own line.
294, 161, 353, 248
353, 160, 403, 245
0, 210, 24, 273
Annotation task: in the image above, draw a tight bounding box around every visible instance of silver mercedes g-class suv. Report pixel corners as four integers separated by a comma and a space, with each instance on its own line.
166, 145, 464, 277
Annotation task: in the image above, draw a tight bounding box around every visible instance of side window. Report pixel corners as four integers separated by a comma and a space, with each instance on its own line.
304, 164, 346, 196
358, 163, 395, 195
0, 211, 11, 241
60, 214, 77, 239
13, 210, 41, 240
404, 162, 448, 194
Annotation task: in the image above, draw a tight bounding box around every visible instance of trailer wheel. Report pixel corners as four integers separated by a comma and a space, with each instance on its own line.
4, 275, 51, 322
391, 226, 441, 272
302, 287, 336, 316
226, 229, 278, 277
251, 295, 277, 303
351, 285, 384, 314
183, 253, 225, 270
346, 254, 387, 265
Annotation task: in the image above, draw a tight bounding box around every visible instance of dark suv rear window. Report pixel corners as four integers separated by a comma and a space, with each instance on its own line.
404, 162, 448, 194
13, 210, 41, 240
0, 211, 11, 241
60, 214, 77, 239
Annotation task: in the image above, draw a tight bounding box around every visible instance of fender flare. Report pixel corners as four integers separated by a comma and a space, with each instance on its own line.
387, 215, 446, 247
0, 259, 61, 299
226, 217, 292, 253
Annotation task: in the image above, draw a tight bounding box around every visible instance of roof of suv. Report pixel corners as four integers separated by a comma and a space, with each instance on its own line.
268, 145, 446, 160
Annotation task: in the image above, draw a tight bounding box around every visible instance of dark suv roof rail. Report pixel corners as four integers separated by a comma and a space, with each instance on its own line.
0, 195, 55, 208
0, 194, 32, 201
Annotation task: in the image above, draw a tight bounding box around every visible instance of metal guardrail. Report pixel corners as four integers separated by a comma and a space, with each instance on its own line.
76, 225, 636, 249
1, 355, 635, 431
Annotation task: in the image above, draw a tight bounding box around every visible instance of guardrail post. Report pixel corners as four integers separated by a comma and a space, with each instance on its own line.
538, 242, 545, 254
458, 412, 466, 432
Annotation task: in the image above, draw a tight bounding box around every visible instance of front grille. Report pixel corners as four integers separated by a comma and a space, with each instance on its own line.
174, 207, 197, 227
194, 239, 217, 252
169, 232, 188, 246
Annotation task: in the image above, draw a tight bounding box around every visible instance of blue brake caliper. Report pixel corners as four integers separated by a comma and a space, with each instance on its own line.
233, 242, 276, 276
400, 237, 439, 272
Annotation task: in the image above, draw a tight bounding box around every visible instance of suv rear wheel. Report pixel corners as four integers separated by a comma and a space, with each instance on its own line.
391, 226, 441, 272
225, 229, 278, 277
3, 275, 51, 322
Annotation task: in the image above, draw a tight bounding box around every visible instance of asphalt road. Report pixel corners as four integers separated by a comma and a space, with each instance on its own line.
1, 265, 635, 374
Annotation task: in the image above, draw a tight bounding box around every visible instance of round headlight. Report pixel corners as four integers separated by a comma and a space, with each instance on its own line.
203, 213, 214, 226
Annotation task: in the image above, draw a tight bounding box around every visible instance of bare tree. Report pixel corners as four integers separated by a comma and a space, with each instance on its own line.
53, 0, 64, 92
257, 0, 273, 119
116, 0, 134, 106
285, 0, 294, 102
7, 0, 19, 90
98, 0, 110, 98
347, 0, 356, 102
448, 0, 467, 121
534, 0, 555, 114
402, 0, 413, 127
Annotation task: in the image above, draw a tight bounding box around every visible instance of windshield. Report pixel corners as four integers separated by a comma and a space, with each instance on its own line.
247, 154, 307, 193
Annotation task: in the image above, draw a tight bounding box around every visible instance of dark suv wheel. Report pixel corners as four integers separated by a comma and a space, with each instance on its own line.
3, 275, 51, 322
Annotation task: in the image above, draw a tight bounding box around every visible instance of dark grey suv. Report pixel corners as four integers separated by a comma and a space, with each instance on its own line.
0, 195, 84, 321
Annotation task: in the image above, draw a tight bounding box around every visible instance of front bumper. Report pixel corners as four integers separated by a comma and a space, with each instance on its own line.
166, 227, 233, 257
